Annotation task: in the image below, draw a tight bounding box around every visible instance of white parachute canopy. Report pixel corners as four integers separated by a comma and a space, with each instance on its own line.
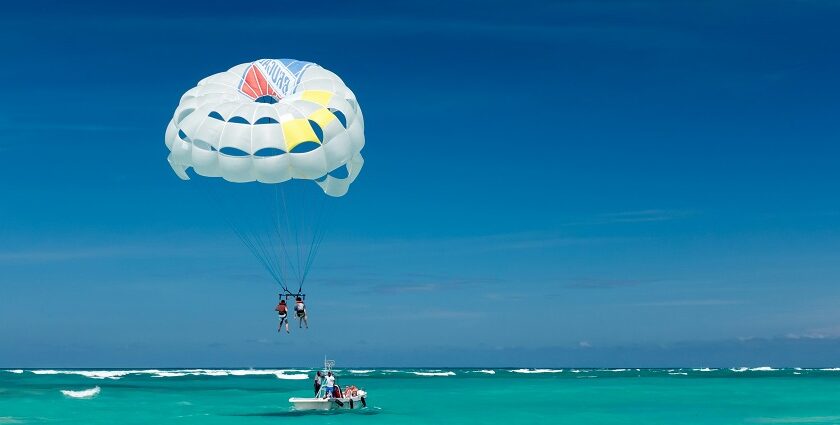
164, 59, 364, 197
163, 59, 365, 294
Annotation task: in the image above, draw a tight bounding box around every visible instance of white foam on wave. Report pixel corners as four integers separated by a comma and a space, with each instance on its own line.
693, 368, 716, 372
30, 370, 60, 375
275, 372, 309, 380
29, 368, 313, 379
750, 367, 778, 371
349, 370, 374, 374
606, 369, 627, 372
475, 370, 495, 374
187, 369, 228, 376
5, 370, 23, 374
411, 371, 456, 377
152, 372, 188, 378
510, 369, 563, 374
669, 372, 688, 376
819, 368, 840, 371
61, 386, 100, 399
169, 369, 309, 378
731, 367, 749, 372
32, 370, 148, 380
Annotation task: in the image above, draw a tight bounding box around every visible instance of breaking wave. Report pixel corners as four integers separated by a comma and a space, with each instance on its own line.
411, 371, 456, 377
33, 370, 137, 379
61, 386, 100, 398
26, 369, 312, 380
510, 369, 563, 374
9, 367, 838, 381
274, 373, 309, 380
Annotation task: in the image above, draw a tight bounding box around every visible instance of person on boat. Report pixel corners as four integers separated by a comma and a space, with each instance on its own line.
314, 371, 322, 396
323, 371, 336, 399
294, 297, 308, 329
344, 385, 358, 397
275, 299, 290, 334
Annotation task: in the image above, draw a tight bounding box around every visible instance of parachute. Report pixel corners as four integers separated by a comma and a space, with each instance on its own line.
164, 59, 365, 296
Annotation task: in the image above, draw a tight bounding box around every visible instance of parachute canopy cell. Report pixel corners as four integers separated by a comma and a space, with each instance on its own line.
164, 59, 365, 197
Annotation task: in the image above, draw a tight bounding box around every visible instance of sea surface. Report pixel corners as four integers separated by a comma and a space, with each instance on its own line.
3, 367, 840, 424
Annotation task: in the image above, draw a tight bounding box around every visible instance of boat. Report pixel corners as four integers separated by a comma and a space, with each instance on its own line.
289, 359, 369, 411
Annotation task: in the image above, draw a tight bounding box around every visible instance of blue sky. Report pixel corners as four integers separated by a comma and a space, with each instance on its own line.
1, 0, 839, 367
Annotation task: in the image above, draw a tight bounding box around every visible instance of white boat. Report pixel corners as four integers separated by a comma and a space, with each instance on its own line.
289, 389, 368, 411
289, 359, 369, 411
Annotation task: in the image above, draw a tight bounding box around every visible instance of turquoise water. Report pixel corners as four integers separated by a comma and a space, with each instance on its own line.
3, 368, 840, 424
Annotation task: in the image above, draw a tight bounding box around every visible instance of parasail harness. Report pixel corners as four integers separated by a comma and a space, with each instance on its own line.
279, 291, 306, 302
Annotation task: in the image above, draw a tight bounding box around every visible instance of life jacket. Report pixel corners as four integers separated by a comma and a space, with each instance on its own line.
276, 303, 287, 314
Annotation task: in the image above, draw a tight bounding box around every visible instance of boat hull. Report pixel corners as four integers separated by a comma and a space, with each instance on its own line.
289, 390, 367, 411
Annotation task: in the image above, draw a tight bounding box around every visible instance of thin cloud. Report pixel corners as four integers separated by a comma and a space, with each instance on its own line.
568, 277, 655, 289
785, 325, 840, 340
328, 232, 627, 256
0, 243, 216, 263
385, 309, 486, 320
563, 209, 696, 226
634, 299, 743, 307
598, 209, 692, 223
316, 273, 496, 295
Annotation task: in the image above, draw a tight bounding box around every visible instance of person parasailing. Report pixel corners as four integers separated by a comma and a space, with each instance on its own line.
295, 296, 309, 329
275, 299, 290, 334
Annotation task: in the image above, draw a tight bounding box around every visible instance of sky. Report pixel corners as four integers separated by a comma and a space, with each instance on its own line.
1, 0, 839, 368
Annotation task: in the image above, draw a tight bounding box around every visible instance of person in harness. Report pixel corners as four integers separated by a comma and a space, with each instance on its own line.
275, 299, 290, 334
294, 296, 308, 329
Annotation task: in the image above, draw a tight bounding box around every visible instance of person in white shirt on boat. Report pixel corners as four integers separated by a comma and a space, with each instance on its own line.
323, 371, 336, 399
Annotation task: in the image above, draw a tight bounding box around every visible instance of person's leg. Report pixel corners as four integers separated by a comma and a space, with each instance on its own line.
303, 314, 309, 328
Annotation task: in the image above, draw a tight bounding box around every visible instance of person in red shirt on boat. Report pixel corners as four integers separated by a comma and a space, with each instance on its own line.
275, 299, 290, 334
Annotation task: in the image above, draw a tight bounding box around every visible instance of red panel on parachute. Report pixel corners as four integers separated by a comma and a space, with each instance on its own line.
240, 64, 279, 101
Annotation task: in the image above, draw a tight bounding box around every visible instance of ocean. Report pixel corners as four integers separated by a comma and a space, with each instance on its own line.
2, 368, 840, 424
